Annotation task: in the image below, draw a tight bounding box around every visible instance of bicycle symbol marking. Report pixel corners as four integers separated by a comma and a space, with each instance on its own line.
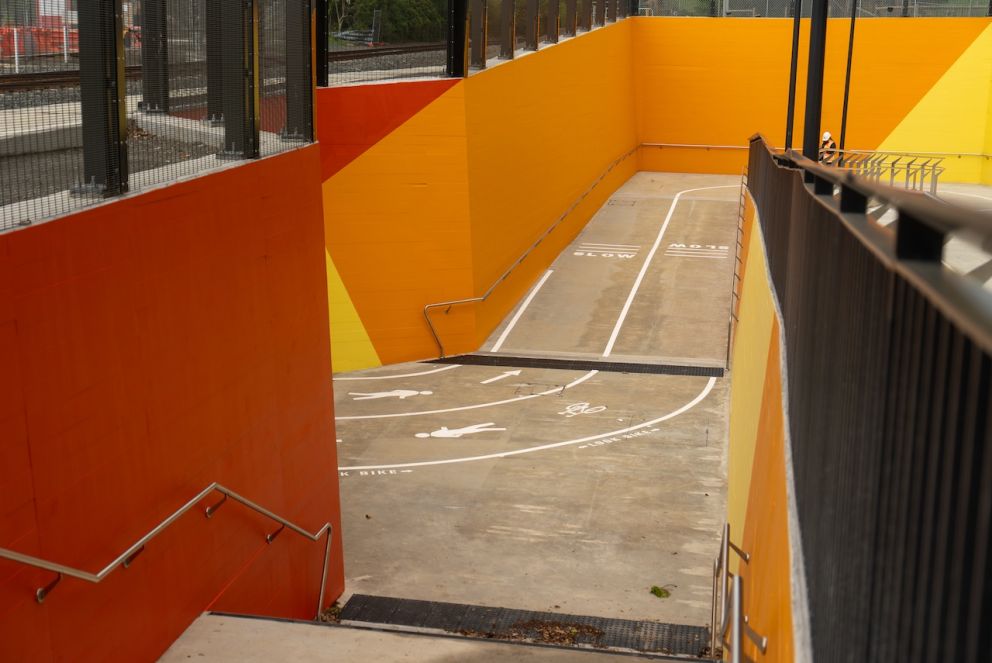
558, 402, 607, 418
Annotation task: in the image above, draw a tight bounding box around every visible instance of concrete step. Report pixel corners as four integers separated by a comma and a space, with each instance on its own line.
159, 613, 686, 662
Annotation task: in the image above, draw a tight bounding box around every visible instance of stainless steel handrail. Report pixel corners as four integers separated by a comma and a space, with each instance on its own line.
423, 146, 638, 357
0, 483, 334, 616
710, 522, 766, 660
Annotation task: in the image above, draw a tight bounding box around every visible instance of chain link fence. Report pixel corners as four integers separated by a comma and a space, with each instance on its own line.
1, 0, 314, 232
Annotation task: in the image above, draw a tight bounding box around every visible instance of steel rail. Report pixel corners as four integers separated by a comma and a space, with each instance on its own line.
642, 142, 992, 159
0, 482, 334, 616
422, 146, 638, 358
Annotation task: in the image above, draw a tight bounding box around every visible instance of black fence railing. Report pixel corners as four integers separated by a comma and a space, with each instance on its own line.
638, 0, 990, 16
747, 135, 991, 663
319, 0, 639, 85
1, 0, 315, 232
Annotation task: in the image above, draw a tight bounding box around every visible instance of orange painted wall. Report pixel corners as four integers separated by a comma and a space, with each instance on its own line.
320, 22, 638, 367
464, 23, 638, 340
0, 146, 343, 663
725, 192, 797, 661
633, 17, 990, 174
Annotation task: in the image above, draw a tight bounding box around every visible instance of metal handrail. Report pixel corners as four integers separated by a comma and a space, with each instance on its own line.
710, 522, 766, 660
0, 483, 334, 616
423, 146, 638, 357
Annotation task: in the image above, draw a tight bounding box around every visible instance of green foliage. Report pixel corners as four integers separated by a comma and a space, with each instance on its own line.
650, 585, 671, 599
349, 0, 446, 42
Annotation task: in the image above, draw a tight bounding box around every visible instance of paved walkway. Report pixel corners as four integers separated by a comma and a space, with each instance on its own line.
333, 173, 739, 627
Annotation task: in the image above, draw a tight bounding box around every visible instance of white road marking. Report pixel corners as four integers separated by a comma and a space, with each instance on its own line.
490, 270, 554, 352
480, 370, 522, 385
602, 185, 738, 357
336, 369, 598, 420
335, 364, 460, 381
940, 190, 992, 203
349, 389, 433, 401
580, 242, 641, 249
415, 423, 506, 438
338, 377, 716, 470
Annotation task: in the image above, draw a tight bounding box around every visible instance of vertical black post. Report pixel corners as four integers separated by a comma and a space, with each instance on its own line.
207, 1, 224, 123
901, 0, 909, 15
220, 0, 259, 158
595, 0, 606, 25
447, 0, 469, 75
77, 0, 128, 196
140, 0, 168, 113
607, 0, 618, 21
500, 0, 515, 58
316, 0, 329, 86
838, 0, 857, 158
285, 0, 314, 139
710, 0, 717, 16
547, 0, 559, 43
802, 0, 828, 161
580, 0, 593, 30
564, 0, 577, 35
784, 0, 801, 150
470, 0, 488, 67
524, 0, 539, 49
630, 0, 639, 16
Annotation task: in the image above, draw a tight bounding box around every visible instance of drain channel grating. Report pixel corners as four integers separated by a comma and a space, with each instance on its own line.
429, 354, 724, 378
339, 594, 712, 658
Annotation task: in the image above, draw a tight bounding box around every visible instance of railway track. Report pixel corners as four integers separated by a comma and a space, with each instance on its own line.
0, 43, 445, 92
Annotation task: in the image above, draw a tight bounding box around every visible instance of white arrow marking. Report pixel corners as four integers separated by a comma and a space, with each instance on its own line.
480, 370, 522, 385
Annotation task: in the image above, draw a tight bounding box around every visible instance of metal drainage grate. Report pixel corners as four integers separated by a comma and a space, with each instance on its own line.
339, 594, 712, 659
429, 354, 724, 378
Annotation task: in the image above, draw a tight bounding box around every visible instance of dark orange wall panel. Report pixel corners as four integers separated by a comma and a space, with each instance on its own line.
316, 79, 460, 180
0, 146, 342, 663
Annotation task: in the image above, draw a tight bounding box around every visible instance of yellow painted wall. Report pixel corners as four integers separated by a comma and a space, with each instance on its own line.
877, 23, 992, 182
633, 18, 991, 181
725, 190, 796, 662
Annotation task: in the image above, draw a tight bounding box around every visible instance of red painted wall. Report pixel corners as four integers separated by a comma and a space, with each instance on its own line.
0, 145, 343, 662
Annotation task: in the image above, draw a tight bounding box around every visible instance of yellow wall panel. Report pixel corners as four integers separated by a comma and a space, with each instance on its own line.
877, 23, 992, 183
325, 250, 382, 372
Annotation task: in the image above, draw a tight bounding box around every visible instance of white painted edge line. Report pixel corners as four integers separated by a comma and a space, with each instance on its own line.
602, 185, 739, 357
336, 368, 597, 420
579, 243, 641, 248
339, 376, 716, 470
490, 269, 554, 353
334, 364, 460, 381
940, 190, 992, 203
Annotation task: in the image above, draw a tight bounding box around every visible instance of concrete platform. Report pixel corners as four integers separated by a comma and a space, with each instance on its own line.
333, 172, 737, 629
159, 614, 657, 662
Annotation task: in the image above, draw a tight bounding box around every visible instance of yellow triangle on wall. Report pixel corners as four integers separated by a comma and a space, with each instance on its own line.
325, 249, 381, 373
877, 24, 992, 184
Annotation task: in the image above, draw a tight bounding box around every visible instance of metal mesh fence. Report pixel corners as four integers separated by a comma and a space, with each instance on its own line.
1, 0, 314, 232
326, 0, 447, 85
638, 0, 989, 15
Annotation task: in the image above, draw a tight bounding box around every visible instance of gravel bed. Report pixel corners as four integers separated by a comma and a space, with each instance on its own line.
0, 132, 216, 206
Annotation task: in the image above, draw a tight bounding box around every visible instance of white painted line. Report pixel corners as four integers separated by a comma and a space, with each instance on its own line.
339, 376, 716, 470
664, 254, 727, 260
576, 249, 640, 254
941, 190, 992, 203
490, 269, 554, 353
602, 185, 739, 357
480, 370, 522, 385
336, 369, 598, 420
579, 243, 641, 249
334, 364, 460, 381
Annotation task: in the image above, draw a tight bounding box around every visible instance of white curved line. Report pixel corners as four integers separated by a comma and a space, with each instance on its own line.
334, 364, 460, 381
336, 370, 599, 420
603, 185, 739, 357
339, 376, 716, 470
